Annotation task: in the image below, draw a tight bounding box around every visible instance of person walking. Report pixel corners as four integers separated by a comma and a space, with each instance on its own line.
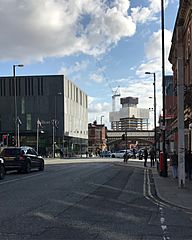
144, 147, 148, 167
170, 151, 178, 179
149, 147, 155, 167
123, 151, 129, 163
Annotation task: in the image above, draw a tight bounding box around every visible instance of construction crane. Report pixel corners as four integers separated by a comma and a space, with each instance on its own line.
94, 59, 121, 112
112, 86, 120, 112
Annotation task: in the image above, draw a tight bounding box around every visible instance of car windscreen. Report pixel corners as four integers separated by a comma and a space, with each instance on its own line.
1, 148, 21, 157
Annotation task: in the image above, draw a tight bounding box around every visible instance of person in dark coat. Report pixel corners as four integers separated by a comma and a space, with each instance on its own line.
149, 147, 155, 167
170, 151, 178, 179
144, 147, 148, 167
185, 150, 192, 179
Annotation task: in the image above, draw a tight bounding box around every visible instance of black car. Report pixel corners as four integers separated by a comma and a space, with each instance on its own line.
0, 158, 5, 179
0, 146, 44, 173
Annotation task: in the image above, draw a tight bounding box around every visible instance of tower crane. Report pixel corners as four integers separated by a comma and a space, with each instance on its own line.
112, 86, 120, 112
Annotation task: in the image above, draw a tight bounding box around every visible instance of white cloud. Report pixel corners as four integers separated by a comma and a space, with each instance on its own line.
88, 96, 111, 127
89, 73, 104, 83
136, 29, 173, 77
131, 7, 155, 24
58, 60, 89, 76
0, 0, 136, 62
131, 0, 169, 24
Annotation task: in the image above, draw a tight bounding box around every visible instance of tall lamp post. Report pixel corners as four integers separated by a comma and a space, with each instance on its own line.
161, 0, 167, 177
52, 92, 62, 158
145, 72, 157, 162
13, 64, 24, 147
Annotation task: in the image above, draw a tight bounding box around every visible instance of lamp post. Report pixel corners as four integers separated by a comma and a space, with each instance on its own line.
145, 72, 157, 163
52, 92, 62, 158
161, 0, 167, 177
13, 64, 24, 147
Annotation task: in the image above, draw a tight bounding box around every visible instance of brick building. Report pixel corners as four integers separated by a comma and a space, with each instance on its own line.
88, 121, 106, 155
169, 0, 192, 150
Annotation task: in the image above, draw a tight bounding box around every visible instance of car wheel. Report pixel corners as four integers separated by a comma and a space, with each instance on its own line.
112, 154, 115, 158
39, 161, 44, 171
25, 161, 31, 173
0, 165, 5, 180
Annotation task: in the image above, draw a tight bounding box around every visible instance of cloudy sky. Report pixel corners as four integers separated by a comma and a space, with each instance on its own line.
0, 0, 179, 129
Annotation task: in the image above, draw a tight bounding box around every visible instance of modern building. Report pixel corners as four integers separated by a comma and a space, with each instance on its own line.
109, 97, 150, 131
0, 75, 88, 157
88, 121, 106, 155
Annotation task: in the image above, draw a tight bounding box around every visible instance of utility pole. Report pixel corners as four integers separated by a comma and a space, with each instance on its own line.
125, 128, 128, 155
161, 0, 167, 177
153, 73, 157, 163
177, 26, 185, 188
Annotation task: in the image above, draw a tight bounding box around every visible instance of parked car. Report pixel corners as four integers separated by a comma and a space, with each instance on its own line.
111, 150, 125, 158
111, 150, 133, 158
0, 158, 5, 179
100, 151, 112, 158
0, 146, 44, 173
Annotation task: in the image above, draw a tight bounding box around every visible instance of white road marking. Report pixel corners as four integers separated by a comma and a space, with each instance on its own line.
143, 169, 170, 240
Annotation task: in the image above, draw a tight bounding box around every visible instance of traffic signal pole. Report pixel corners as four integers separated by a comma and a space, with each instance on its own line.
125, 129, 128, 155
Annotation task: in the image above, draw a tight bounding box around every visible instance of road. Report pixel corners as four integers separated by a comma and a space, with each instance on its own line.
0, 158, 192, 239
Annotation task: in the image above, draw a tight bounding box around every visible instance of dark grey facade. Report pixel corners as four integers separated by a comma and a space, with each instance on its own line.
0, 75, 64, 134
0, 75, 88, 157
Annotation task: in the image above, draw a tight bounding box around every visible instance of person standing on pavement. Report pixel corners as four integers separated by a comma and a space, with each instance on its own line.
149, 147, 155, 167
144, 147, 148, 167
170, 151, 178, 179
185, 150, 192, 179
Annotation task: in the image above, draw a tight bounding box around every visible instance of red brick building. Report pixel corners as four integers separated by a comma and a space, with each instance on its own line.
169, 0, 192, 150
88, 121, 107, 155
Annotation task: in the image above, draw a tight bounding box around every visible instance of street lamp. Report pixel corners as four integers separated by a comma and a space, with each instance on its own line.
52, 92, 62, 158
145, 72, 157, 163
161, 0, 167, 177
13, 64, 24, 147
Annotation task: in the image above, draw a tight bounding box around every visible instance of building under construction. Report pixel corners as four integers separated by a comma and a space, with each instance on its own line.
109, 97, 150, 131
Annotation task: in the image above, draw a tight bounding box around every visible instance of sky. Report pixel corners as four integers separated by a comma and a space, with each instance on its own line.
0, 0, 179, 129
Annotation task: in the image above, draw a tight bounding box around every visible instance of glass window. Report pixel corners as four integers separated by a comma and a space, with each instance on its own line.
21, 97, 25, 114
26, 114, 31, 130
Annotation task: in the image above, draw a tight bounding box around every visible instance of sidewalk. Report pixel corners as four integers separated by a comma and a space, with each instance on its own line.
152, 165, 192, 211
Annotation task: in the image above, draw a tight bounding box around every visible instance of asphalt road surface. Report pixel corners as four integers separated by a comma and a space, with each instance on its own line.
0, 158, 192, 240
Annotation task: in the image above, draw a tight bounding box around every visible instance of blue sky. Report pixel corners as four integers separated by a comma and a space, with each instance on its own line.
0, 0, 179, 129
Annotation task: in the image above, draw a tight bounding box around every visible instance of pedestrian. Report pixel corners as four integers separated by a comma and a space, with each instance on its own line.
60, 149, 64, 159
185, 150, 192, 179
138, 149, 143, 160
170, 151, 178, 179
123, 151, 129, 163
149, 147, 155, 167
132, 148, 136, 159
144, 147, 148, 167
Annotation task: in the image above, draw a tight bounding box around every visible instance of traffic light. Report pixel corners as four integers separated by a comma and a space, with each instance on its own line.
11, 136, 16, 146
2, 135, 7, 146
122, 134, 125, 141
